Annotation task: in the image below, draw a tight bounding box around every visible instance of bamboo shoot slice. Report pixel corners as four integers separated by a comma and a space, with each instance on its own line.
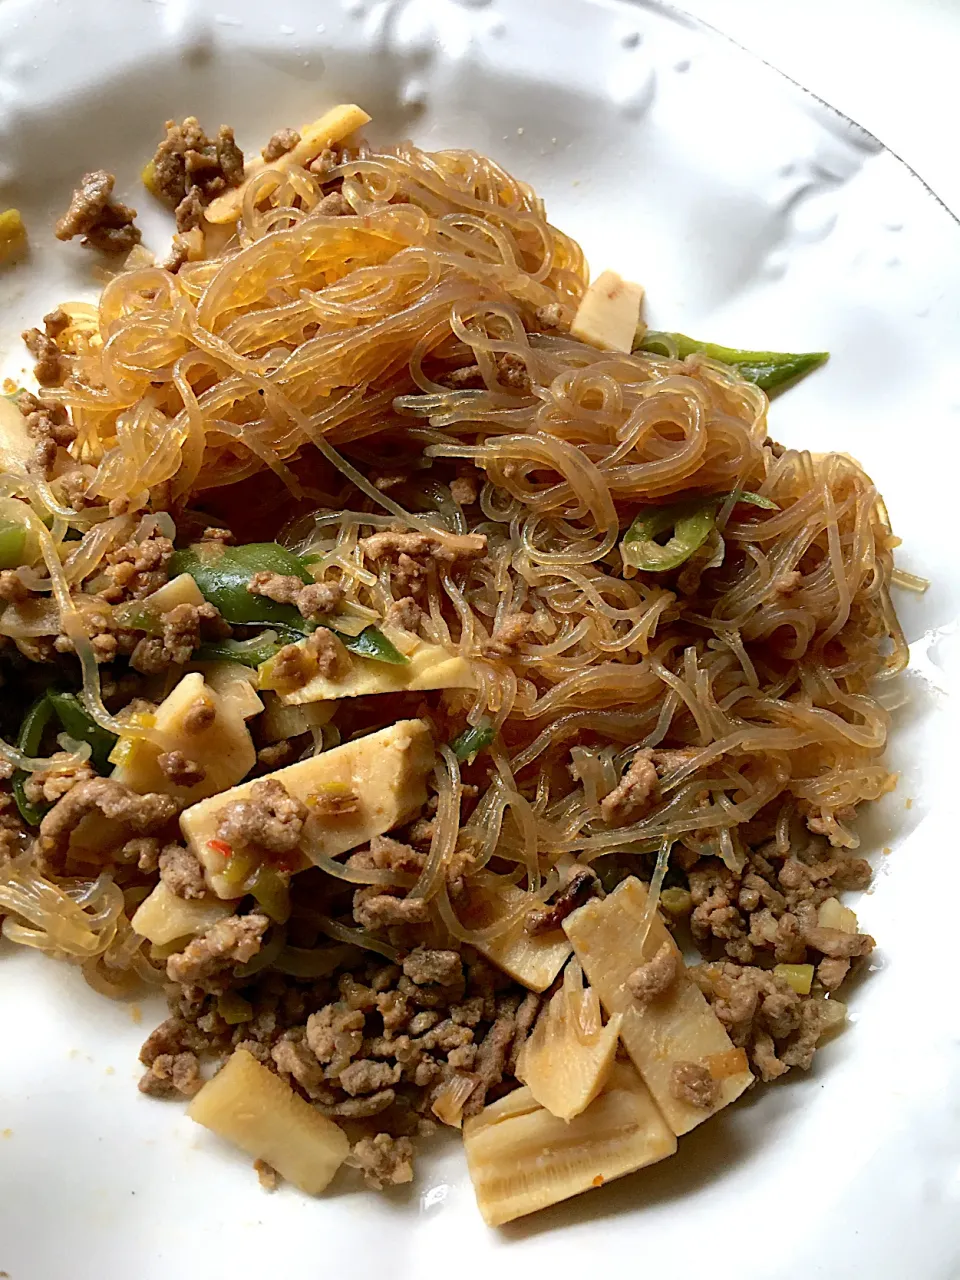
131, 882, 237, 946
462, 883, 572, 992
564, 876, 753, 1135
463, 1062, 676, 1226
516, 961, 622, 1120
188, 1048, 349, 1195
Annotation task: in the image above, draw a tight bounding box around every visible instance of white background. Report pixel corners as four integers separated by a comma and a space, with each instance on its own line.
682, 0, 960, 215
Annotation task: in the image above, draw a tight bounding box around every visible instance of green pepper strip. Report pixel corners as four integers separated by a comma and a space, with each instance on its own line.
621, 490, 778, 573
169, 542, 313, 631
636, 330, 828, 395
195, 632, 284, 669
12, 696, 56, 826
47, 691, 118, 774
451, 718, 495, 764
621, 497, 719, 572
336, 626, 408, 666
0, 518, 26, 571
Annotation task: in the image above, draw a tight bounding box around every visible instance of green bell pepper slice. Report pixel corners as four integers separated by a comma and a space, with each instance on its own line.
636, 330, 828, 395
47, 691, 118, 774
168, 542, 313, 633
451, 718, 495, 764
12, 695, 56, 826
0, 518, 26, 571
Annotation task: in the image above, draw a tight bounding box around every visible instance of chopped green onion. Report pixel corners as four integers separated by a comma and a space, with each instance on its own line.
335, 625, 409, 666
47, 691, 117, 774
0, 518, 26, 571
12, 695, 56, 826
636, 330, 828, 396
451, 718, 495, 763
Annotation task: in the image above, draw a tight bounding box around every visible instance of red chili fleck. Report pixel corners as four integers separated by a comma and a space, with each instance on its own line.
206, 839, 233, 859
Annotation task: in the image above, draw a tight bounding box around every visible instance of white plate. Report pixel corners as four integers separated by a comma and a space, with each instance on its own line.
1, 2, 959, 1277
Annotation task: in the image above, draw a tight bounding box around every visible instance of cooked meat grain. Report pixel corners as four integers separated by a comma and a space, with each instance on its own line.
627, 940, 679, 1003
350, 1134, 415, 1190
670, 1061, 720, 1110
601, 749, 659, 824
166, 913, 270, 987
216, 777, 307, 855
158, 844, 207, 898
526, 866, 599, 934
37, 778, 178, 875
55, 170, 141, 254
262, 128, 301, 162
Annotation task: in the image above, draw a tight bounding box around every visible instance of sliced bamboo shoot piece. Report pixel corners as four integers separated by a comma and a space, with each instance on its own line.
181, 718, 434, 897
461, 882, 571, 992
204, 104, 371, 224
131, 882, 237, 946
463, 1061, 676, 1226
564, 876, 753, 1135
516, 960, 622, 1120
188, 1048, 349, 1195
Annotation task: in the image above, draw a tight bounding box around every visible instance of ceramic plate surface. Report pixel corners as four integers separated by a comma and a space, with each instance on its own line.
1, 2, 959, 1277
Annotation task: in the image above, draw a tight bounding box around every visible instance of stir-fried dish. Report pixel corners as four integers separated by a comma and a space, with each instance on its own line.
0, 104, 906, 1223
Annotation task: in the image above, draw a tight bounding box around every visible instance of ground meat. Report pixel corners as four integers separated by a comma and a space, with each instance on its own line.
496, 352, 532, 392
18, 391, 76, 473
158, 844, 207, 898
55, 170, 141, 253
359, 530, 487, 593
157, 751, 206, 788
247, 571, 302, 606
138, 1051, 202, 1099
101, 530, 174, 602
353, 890, 431, 931
534, 302, 564, 330
296, 581, 343, 619
317, 191, 350, 216
255, 740, 302, 774
817, 957, 850, 990
507, 991, 542, 1074
350, 1134, 414, 1190
22, 760, 95, 808
383, 596, 422, 632
262, 128, 301, 162
271, 1034, 337, 1101
254, 1159, 279, 1191
525, 866, 599, 935
670, 1061, 720, 1110
774, 570, 802, 595
247, 572, 343, 621
21, 328, 64, 387
463, 994, 521, 1118
306, 1003, 365, 1073
166, 913, 270, 987
150, 117, 246, 208
601, 749, 659, 824
0, 790, 29, 865
449, 475, 479, 506
37, 777, 178, 874
402, 947, 463, 988
339, 1059, 403, 1096
183, 698, 216, 735
482, 612, 539, 659
691, 960, 839, 1082
217, 777, 307, 855
686, 838, 874, 966
627, 941, 679, 1003
0, 569, 29, 602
